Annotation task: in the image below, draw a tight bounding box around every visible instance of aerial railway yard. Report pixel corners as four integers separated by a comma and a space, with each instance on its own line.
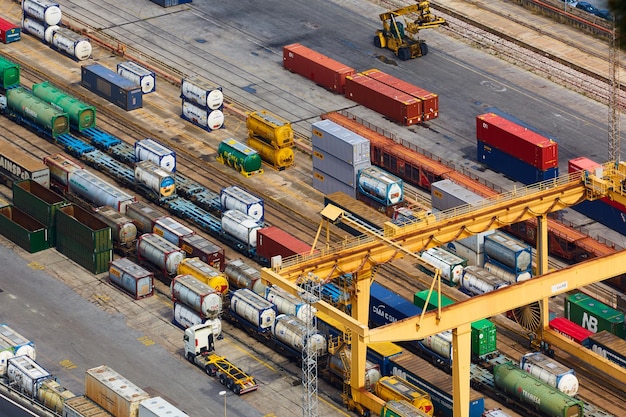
1, 0, 626, 417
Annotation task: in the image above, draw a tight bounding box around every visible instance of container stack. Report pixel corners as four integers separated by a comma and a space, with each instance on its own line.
483, 231, 532, 283
311, 119, 370, 198
180, 75, 224, 132
565, 292, 625, 338
476, 113, 558, 184
21, 0, 62, 44
170, 273, 223, 333
246, 110, 295, 170
81, 63, 143, 111
430, 179, 493, 266
117, 61, 156, 94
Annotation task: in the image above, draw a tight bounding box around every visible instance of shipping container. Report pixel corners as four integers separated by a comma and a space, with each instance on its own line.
361, 68, 438, 121
125, 201, 167, 234
81, 63, 142, 111
32, 81, 96, 132
138, 396, 189, 417
117, 61, 155, 94
0, 55, 20, 89
431, 179, 485, 212
483, 231, 532, 273
312, 146, 371, 187
0, 17, 20, 44
12, 179, 66, 245
312, 168, 357, 198
56, 204, 112, 252
109, 257, 154, 299
369, 282, 423, 327
177, 257, 228, 294
282, 43, 356, 94
587, 330, 626, 369
565, 292, 625, 338
345, 73, 423, 126
63, 395, 113, 417
548, 317, 593, 346
477, 141, 558, 185
256, 226, 313, 261
43, 153, 83, 190
148, 0, 192, 7
56, 234, 112, 274
445, 241, 484, 266
0, 205, 49, 252
476, 113, 558, 170
85, 365, 150, 417
311, 120, 370, 165
7, 355, 54, 397
179, 234, 225, 271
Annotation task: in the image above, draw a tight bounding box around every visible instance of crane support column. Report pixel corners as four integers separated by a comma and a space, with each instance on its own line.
352, 271, 372, 326
351, 333, 368, 403
452, 323, 472, 417
536, 215, 549, 276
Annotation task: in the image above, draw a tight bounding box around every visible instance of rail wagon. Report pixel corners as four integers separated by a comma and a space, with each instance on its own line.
5, 87, 70, 138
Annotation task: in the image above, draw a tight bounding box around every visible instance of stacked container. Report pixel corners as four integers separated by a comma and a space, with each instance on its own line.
85, 365, 150, 417
21, 0, 62, 44
476, 113, 558, 184
180, 75, 224, 131
565, 292, 625, 338
246, 110, 295, 170
220, 185, 264, 223
117, 61, 156, 94
311, 119, 370, 197
138, 397, 189, 417
483, 231, 532, 283
134, 138, 176, 172
49, 27, 92, 61
171, 274, 222, 319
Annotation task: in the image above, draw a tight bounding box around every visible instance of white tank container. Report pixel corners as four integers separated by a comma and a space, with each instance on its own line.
153, 216, 195, 246
68, 169, 136, 213
94, 206, 138, 244
520, 352, 579, 396
420, 247, 466, 284
171, 274, 222, 319
0, 339, 15, 376
173, 303, 222, 338
357, 166, 404, 206
137, 233, 185, 275
221, 209, 261, 248
180, 76, 224, 110
220, 185, 264, 222
0, 324, 36, 360
230, 288, 276, 330
484, 261, 531, 284
117, 61, 156, 94
50, 28, 92, 61
420, 330, 453, 360
21, 17, 58, 43
138, 396, 190, 417
108, 257, 153, 299
265, 286, 316, 323
272, 314, 327, 356
224, 258, 259, 289
22, 0, 62, 26
460, 266, 509, 296
329, 348, 380, 392
181, 100, 224, 131
135, 138, 176, 173
135, 160, 175, 198
7, 355, 53, 397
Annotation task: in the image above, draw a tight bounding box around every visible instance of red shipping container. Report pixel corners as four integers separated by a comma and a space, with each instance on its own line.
345, 73, 423, 126
549, 317, 593, 345
361, 69, 439, 121
180, 234, 226, 271
476, 113, 558, 170
257, 226, 313, 260
568, 156, 601, 174
283, 43, 355, 94
0, 17, 20, 44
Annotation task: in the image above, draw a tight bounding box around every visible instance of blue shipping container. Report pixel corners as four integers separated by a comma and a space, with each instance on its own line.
369, 282, 422, 327
477, 141, 558, 185
149, 0, 192, 6
81, 64, 142, 111
570, 200, 626, 237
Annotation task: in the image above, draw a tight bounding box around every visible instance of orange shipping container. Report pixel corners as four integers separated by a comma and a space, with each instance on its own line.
85, 365, 150, 417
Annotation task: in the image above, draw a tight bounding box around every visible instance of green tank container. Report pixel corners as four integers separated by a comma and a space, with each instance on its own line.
0, 55, 20, 90
31, 81, 96, 132
6, 87, 69, 138
217, 138, 263, 175
494, 362, 583, 417
564, 292, 625, 338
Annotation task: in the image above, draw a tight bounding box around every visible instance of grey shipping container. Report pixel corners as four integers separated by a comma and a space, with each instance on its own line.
109, 257, 154, 299
312, 168, 357, 198
312, 146, 371, 186
149, 0, 192, 6
431, 179, 485, 212
63, 395, 114, 417
126, 201, 167, 234
81, 63, 142, 111
12, 179, 68, 245
0, 205, 49, 253
311, 120, 370, 165
56, 205, 112, 253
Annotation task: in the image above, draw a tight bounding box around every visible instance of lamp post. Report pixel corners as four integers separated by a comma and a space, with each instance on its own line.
218, 390, 227, 417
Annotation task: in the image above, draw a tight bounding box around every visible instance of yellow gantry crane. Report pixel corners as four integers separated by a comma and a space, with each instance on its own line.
261, 162, 626, 417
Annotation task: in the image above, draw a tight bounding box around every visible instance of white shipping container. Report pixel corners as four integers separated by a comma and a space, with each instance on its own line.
139, 397, 190, 417
311, 119, 370, 165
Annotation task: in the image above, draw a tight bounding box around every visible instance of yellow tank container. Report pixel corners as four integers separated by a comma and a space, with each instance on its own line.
177, 257, 229, 294
246, 110, 294, 148
37, 380, 76, 414
247, 136, 294, 170
375, 376, 434, 416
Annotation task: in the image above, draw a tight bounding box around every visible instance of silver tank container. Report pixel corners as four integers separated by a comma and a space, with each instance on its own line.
220, 185, 264, 222
135, 160, 176, 198
329, 348, 380, 392
173, 303, 222, 338
221, 209, 261, 248
484, 231, 532, 271
171, 274, 222, 319
22, 0, 62, 26
421, 330, 453, 360
0, 324, 36, 361
272, 314, 327, 356
125, 201, 167, 234
50, 28, 92, 61
137, 233, 185, 275
484, 261, 531, 283
108, 257, 153, 299
265, 286, 316, 323
460, 266, 509, 296
21, 17, 58, 43
519, 352, 579, 396
230, 288, 276, 330
0, 339, 15, 376
7, 355, 54, 397
68, 169, 135, 213
117, 61, 156, 94
224, 259, 266, 295
180, 76, 224, 110
94, 206, 138, 244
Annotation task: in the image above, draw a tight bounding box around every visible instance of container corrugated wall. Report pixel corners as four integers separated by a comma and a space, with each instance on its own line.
56, 205, 112, 252
0, 205, 49, 252
85, 365, 150, 417
63, 395, 114, 417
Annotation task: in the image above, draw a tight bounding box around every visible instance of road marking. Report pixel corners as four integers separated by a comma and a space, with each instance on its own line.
27, 262, 44, 270
60, 359, 77, 370
138, 335, 156, 346
221, 337, 277, 372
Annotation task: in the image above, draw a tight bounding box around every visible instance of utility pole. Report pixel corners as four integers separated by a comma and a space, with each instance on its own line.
299, 275, 321, 417
609, 17, 621, 162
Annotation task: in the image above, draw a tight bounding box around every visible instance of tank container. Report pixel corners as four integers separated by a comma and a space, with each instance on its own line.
153, 216, 195, 246
42, 153, 83, 188
265, 286, 316, 323
0, 324, 36, 360
134, 138, 176, 173
217, 138, 262, 174
22, 0, 62, 26
460, 266, 509, 296
50, 27, 92, 61
483, 261, 531, 283
180, 76, 224, 110
0, 338, 15, 376
68, 169, 136, 212
374, 376, 434, 415
135, 160, 176, 198
37, 379, 75, 414
117, 62, 156, 94
230, 288, 277, 330
172, 303, 222, 337
271, 314, 327, 356
246, 136, 294, 170
0, 55, 20, 89
357, 166, 403, 206
31, 81, 96, 131
420, 330, 453, 360
519, 352, 579, 396
181, 100, 224, 131
220, 185, 264, 222
136, 233, 186, 275
246, 110, 294, 148
224, 258, 266, 294
419, 247, 466, 286
84, 365, 150, 417
94, 206, 137, 244
329, 347, 380, 392
21, 17, 58, 43
171, 274, 222, 318
484, 231, 532, 272
7, 355, 54, 397
221, 209, 261, 247
6, 87, 70, 138
177, 257, 228, 294
109, 258, 154, 299
125, 201, 167, 234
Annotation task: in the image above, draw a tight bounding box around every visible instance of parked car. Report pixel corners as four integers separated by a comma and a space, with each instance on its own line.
575, 2, 599, 14
594, 9, 614, 20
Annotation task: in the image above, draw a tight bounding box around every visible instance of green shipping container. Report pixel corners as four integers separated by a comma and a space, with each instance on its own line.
565, 292, 625, 338
56, 205, 112, 252
471, 319, 497, 357
12, 180, 68, 246
0, 55, 20, 89
0, 206, 49, 253
56, 233, 112, 274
